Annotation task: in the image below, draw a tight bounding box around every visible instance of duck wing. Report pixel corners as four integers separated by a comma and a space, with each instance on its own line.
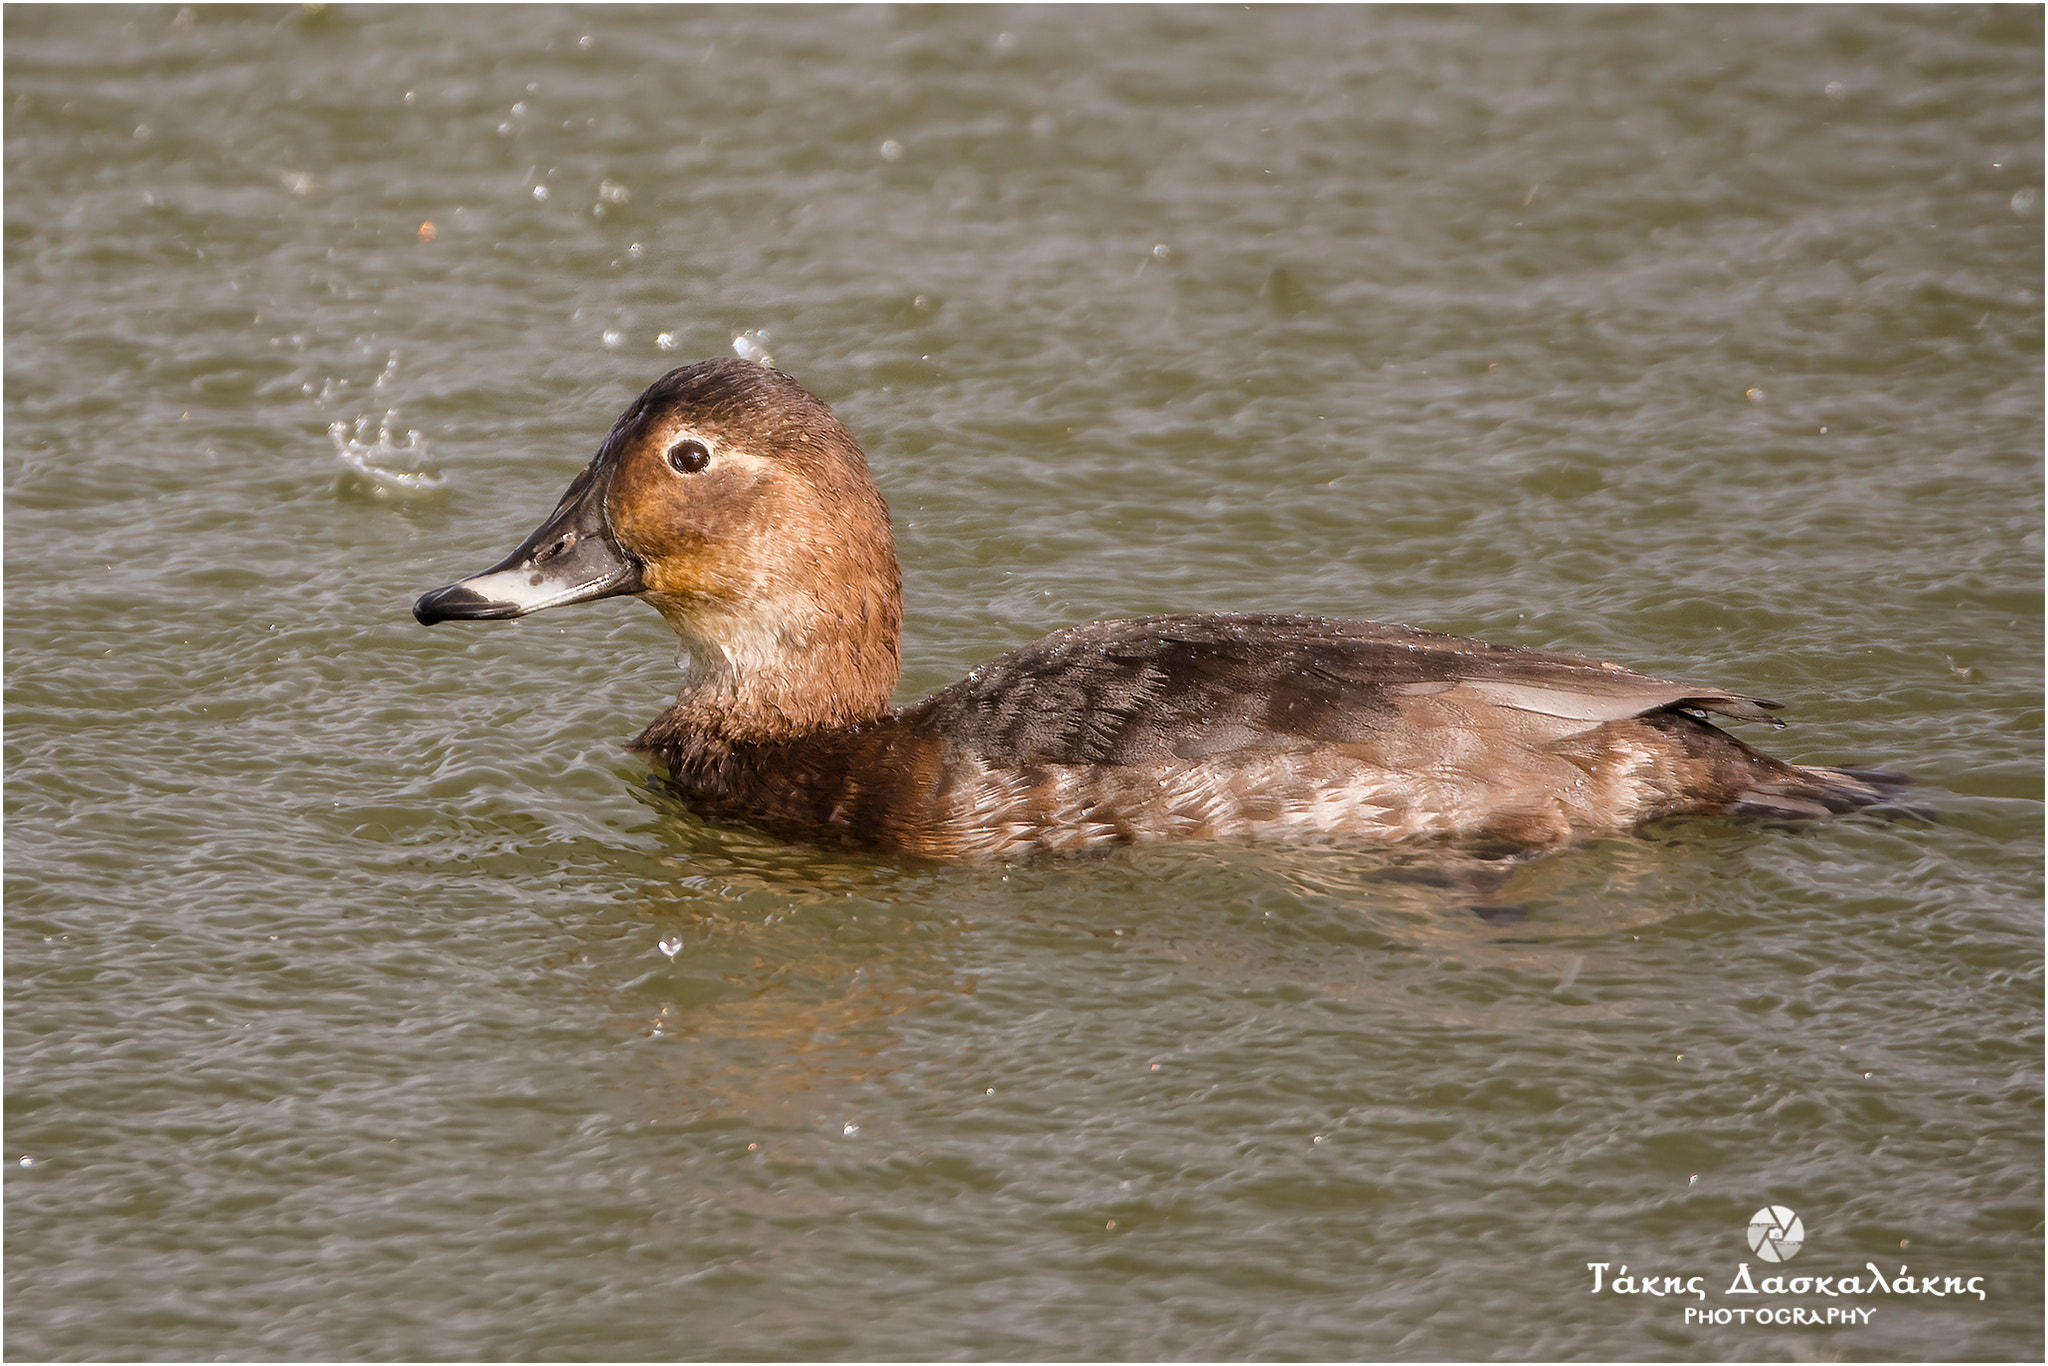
916, 613, 1779, 767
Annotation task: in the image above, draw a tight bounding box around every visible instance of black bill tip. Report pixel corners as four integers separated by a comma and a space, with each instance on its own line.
413, 581, 526, 625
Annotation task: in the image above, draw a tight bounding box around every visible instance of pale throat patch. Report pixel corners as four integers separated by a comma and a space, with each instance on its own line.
647, 590, 808, 689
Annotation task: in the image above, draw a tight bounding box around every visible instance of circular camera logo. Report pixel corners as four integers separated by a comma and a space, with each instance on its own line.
1747, 1206, 1805, 1263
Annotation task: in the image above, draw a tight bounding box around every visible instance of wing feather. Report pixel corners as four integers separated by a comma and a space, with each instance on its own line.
913, 614, 1780, 768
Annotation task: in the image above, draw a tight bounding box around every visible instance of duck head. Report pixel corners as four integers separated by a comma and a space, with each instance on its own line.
414, 359, 904, 737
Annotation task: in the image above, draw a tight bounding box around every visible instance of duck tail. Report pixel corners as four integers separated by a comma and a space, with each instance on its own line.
1733, 764, 1914, 820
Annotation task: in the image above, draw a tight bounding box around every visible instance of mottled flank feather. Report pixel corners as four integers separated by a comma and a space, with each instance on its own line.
636, 611, 1902, 859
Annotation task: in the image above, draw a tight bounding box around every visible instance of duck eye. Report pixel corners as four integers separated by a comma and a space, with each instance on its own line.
666, 439, 711, 475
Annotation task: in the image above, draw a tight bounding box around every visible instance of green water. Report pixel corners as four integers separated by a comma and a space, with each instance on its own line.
6, 5, 2041, 1360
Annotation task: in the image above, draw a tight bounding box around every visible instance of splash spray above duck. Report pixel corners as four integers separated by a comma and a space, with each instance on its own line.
414, 358, 1902, 859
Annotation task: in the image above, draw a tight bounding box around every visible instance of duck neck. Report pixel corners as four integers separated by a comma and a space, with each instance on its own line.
632, 571, 903, 749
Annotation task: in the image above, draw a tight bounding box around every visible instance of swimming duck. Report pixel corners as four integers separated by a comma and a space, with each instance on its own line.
414, 358, 1900, 859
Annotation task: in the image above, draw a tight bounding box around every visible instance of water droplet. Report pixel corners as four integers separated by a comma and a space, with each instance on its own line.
732, 331, 776, 367
602, 328, 624, 348
18, 1156, 34, 1168
657, 937, 682, 961
2011, 188, 2037, 216
841, 1122, 860, 1137
656, 332, 678, 351
531, 185, 549, 201
879, 139, 903, 162
1824, 80, 1847, 100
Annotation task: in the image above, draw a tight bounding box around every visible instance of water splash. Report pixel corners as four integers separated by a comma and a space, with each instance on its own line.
330, 412, 446, 498
732, 330, 776, 368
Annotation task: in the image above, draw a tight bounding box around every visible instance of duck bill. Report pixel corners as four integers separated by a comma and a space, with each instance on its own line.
413, 465, 643, 625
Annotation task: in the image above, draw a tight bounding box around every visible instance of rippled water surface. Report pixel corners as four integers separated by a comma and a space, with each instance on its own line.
6, 5, 2041, 1360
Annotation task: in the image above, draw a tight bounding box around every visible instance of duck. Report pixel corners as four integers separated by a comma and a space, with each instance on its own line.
413, 357, 1903, 860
